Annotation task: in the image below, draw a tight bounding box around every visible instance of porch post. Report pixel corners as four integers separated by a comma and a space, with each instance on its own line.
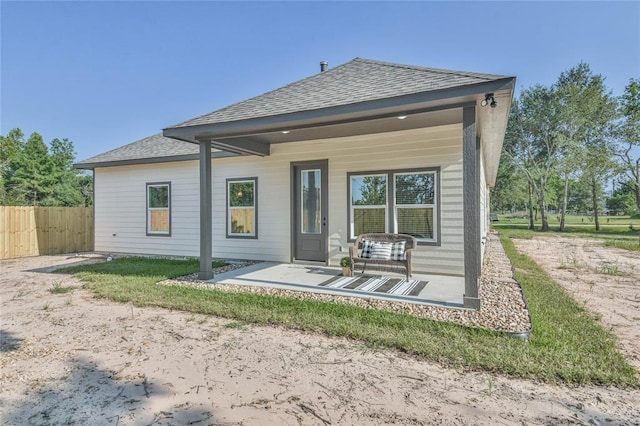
198, 139, 213, 280
463, 106, 481, 310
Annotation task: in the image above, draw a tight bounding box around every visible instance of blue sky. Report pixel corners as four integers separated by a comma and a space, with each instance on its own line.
1, 1, 639, 162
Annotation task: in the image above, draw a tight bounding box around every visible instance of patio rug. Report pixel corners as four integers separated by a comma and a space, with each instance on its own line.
318, 275, 427, 297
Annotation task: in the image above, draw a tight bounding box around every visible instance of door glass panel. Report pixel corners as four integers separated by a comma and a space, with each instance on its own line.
301, 169, 321, 234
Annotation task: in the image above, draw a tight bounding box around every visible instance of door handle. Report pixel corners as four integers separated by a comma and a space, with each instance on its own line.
322, 217, 327, 226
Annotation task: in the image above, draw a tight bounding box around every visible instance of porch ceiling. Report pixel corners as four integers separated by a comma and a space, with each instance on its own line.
211, 107, 463, 148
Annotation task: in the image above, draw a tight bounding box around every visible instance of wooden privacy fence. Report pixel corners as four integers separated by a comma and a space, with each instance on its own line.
0, 206, 94, 259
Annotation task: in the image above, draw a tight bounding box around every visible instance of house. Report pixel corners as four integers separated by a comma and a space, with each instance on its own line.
75, 58, 515, 309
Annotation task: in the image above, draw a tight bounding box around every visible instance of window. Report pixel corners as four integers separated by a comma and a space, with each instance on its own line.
301, 169, 322, 234
350, 174, 387, 236
147, 182, 170, 236
348, 169, 439, 244
227, 177, 257, 238
394, 172, 435, 240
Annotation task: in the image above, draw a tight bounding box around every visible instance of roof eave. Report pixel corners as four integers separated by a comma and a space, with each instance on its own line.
73, 150, 239, 170
480, 77, 517, 187
163, 77, 516, 142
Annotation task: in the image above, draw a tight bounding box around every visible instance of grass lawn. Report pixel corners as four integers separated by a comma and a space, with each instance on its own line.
494, 215, 640, 252
60, 250, 639, 387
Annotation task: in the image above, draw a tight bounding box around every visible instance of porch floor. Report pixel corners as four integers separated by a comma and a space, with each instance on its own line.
210, 262, 464, 307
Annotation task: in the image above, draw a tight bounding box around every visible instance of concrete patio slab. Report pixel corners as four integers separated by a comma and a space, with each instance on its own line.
212, 262, 464, 307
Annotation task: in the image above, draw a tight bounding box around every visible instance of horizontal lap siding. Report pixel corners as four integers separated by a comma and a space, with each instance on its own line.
94, 162, 200, 256
94, 124, 464, 274
211, 124, 464, 274
314, 125, 464, 275
212, 155, 290, 261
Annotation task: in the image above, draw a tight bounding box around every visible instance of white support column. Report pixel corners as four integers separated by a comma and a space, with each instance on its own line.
463, 106, 481, 310
198, 139, 213, 280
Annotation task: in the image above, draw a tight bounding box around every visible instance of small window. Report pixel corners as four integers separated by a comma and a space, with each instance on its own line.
227, 178, 257, 238
147, 182, 170, 236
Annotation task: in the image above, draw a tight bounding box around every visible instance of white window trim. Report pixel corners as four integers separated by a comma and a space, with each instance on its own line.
226, 178, 258, 239
146, 182, 171, 236
349, 173, 388, 239
393, 171, 437, 243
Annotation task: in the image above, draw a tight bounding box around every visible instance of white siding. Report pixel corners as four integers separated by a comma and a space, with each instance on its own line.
94, 124, 465, 275
94, 162, 201, 257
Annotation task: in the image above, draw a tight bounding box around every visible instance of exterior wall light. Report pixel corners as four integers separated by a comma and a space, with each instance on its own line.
481, 93, 497, 108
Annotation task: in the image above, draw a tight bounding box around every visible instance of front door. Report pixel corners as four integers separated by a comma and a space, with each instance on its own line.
292, 160, 328, 262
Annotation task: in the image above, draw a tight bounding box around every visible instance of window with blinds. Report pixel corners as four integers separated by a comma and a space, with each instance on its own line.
394, 172, 435, 240
348, 169, 438, 243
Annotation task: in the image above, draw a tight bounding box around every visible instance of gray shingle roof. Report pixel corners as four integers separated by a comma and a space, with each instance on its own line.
78, 57, 513, 168
169, 57, 511, 129
75, 133, 198, 166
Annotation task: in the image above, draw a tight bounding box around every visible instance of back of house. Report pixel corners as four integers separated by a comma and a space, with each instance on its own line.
75, 58, 515, 309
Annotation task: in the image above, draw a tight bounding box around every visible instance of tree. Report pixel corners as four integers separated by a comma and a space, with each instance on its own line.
554, 63, 618, 231
1, 128, 92, 206
556, 64, 617, 231
607, 182, 636, 215
615, 78, 640, 211
8, 132, 52, 205
0, 128, 25, 204
565, 178, 592, 214
503, 85, 561, 231
355, 176, 386, 205
44, 138, 84, 206
491, 153, 528, 213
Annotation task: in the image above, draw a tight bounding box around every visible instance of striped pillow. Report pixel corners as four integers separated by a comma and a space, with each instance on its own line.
369, 242, 393, 260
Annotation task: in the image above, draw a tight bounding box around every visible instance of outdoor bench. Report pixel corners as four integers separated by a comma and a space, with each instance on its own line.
350, 233, 418, 279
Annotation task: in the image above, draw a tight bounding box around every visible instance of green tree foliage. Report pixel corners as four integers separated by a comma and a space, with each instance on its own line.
354, 176, 386, 205
395, 173, 434, 204
503, 85, 561, 231
0, 128, 25, 204
497, 63, 622, 232
0, 128, 92, 206
615, 78, 640, 210
229, 182, 254, 207
555, 63, 618, 231
491, 154, 528, 213
607, 181, 636, 216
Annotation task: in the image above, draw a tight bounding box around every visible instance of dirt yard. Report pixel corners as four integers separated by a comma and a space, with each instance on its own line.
513, 235, 640, 371
1, 253, 639, 425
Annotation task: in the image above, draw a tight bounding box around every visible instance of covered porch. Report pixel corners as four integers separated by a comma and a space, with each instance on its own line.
162, 58, 515, 310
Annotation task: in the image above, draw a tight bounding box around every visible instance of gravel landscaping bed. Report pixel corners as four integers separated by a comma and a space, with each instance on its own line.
161, 232, 531, 334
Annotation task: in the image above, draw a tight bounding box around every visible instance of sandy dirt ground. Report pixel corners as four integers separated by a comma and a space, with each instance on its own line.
513, 235, 640, 371
1, 254, 639, 425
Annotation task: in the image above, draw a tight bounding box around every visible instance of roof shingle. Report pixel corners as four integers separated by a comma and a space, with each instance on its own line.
169, 57, 510, 129
76, 133, 198, 166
